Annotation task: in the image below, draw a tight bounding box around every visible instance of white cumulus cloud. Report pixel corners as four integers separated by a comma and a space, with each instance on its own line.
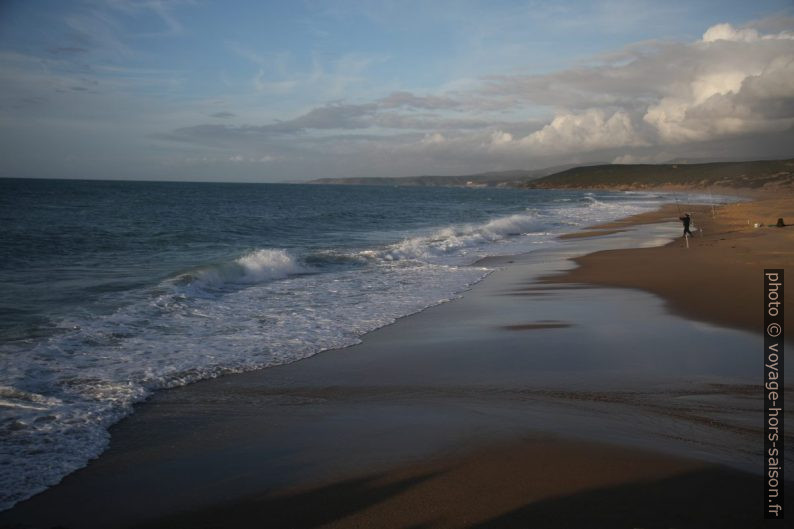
644, 24, 794, 143
518, 109, 643, 153
154, 20, 794, 178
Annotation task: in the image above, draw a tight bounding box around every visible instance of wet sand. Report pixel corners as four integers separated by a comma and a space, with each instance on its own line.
1, 195, 791, 529
137, 441, 765, 529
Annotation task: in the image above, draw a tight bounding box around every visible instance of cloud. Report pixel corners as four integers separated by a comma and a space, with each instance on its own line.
643, 25, 794, 143
612, 152, 674, 164
226, 41, 386, 99
377, 91, 461, 110
479, 21, 794, 151
701, 22, 794, 43
148, 19, 794, 178
168, 96, 487, 142
372, 112, 491, 130
278, 102, 378, 130
227, 154, 276, 163
511, 109, 644, 153
702, 23, 765, 43
210, 111, 236, 119
104, 0, 191, 37
164, 102, 380, 145
47, 46, 89, 56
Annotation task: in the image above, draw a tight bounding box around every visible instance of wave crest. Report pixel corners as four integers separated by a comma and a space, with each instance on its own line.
364, 212, 543, 262
180, 249, 306, 291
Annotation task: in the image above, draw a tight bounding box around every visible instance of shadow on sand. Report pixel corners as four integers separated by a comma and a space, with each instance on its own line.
95, 465, 789, 529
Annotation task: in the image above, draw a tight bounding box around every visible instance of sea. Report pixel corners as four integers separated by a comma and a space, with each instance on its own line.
0, 178, 712, 510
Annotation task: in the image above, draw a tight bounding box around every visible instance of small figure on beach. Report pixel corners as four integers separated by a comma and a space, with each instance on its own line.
680, 213, 693, 237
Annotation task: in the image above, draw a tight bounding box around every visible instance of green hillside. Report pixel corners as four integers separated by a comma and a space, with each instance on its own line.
526, 159, 794, 190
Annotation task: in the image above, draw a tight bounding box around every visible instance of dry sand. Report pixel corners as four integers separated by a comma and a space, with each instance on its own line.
548, 195, 794, 335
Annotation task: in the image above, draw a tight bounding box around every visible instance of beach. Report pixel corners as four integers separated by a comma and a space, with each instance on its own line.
553, 196, 794, 334
1, 191, 792, 529
3, 1, 794, 526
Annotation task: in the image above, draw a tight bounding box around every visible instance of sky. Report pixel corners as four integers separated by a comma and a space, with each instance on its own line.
0, 0, 793, 182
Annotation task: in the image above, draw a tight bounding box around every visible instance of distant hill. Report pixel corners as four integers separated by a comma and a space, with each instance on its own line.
306, 164, 581, 187
526, 159, 794, 190
306, 158, 794, 190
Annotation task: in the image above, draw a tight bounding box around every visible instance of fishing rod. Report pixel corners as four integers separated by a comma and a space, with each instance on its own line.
709, 186, 716, 218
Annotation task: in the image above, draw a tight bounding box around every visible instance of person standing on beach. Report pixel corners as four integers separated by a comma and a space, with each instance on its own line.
680, 213, 693, 237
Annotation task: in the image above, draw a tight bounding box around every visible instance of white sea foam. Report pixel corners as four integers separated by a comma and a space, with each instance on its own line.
365, 212, 545, 262
181, 249, 306, 292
